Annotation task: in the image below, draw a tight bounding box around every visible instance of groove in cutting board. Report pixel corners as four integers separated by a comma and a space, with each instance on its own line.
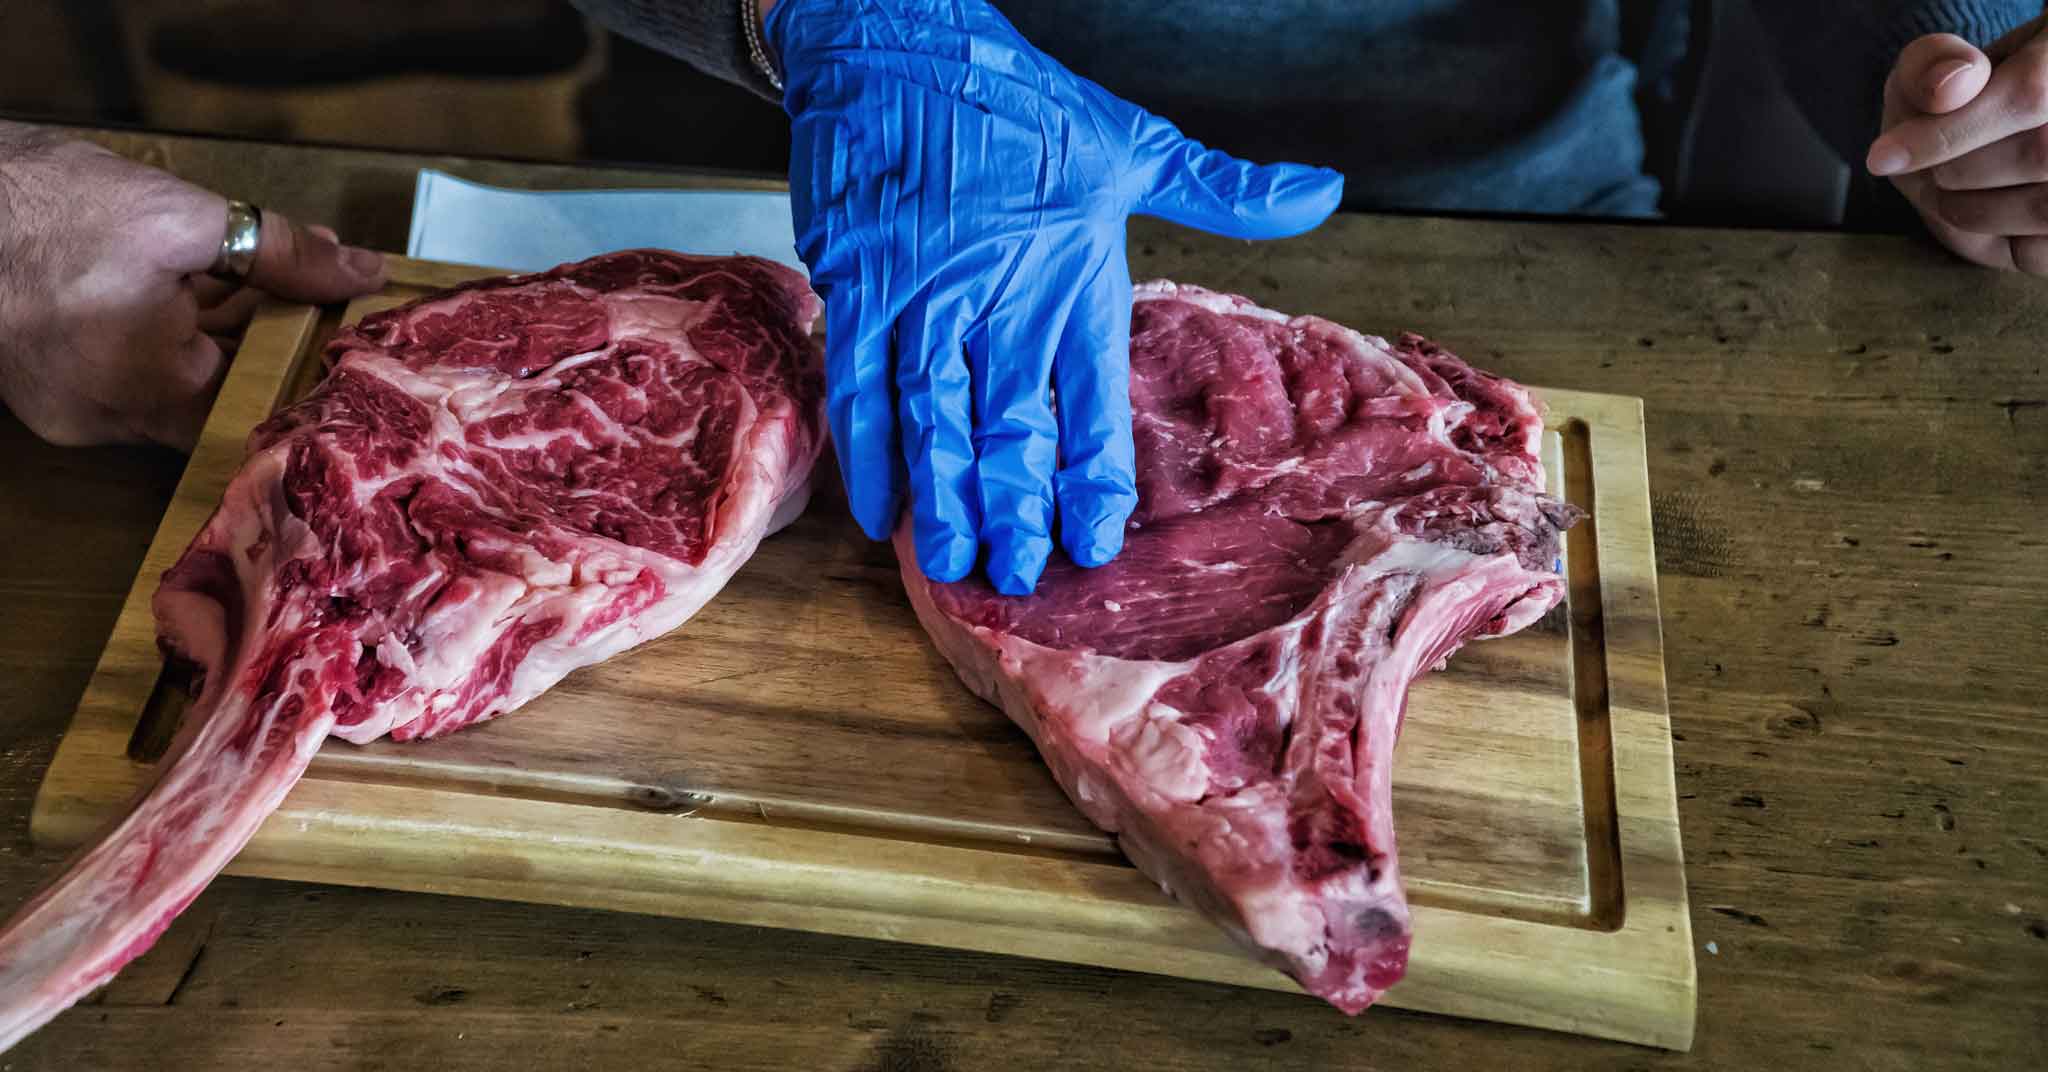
1564, 417, 1628, 933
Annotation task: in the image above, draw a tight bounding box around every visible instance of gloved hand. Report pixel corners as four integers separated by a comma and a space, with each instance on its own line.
765, 0, 1343, 595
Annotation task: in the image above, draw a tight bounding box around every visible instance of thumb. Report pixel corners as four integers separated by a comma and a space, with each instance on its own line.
243, 208, 387, 303
1891, 34, 1991, 116
1130, 116, 1344, 239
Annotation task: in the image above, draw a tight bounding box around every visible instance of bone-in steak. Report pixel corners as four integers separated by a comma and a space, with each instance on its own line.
899, 281, 1579, 1012
0, 250, 824, 1051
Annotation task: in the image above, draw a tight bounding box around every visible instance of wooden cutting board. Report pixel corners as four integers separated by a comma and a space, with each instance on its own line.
30, 257, 1695, 1050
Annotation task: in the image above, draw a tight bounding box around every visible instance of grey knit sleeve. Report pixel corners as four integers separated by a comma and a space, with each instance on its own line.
1747, 0, 2036, 166
568, 0, 782, 102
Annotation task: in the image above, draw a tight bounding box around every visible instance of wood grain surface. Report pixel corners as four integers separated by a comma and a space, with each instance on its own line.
0, 126, 2043, 1071
25, 257, 1691, 1048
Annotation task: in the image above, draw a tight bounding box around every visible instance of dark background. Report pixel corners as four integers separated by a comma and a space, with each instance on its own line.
1, 1, 788, 173
0, 0, 1908, 232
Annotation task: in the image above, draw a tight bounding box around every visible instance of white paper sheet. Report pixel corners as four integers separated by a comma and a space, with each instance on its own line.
407, 169, 803, 275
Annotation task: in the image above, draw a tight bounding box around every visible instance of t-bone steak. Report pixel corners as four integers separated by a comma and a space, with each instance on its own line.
0, 250, 824, 1051
899, 281, 1581, 1013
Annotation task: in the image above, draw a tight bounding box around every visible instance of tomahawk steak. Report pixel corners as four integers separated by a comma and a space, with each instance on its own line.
0, 250, 824, 1051
899, 281, 1580, 1013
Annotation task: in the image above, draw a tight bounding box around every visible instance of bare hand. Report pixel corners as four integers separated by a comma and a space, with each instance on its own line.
1866, 17, 2048, 273
0, 126, 387, 449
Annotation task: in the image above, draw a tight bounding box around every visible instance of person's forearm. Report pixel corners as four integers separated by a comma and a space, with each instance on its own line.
567, 0, 781, 100
756, 0, 779, 73
1747, 0, 2036, 165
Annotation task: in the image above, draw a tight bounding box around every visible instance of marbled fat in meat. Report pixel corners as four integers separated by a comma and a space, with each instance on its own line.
904, 281, 1581, 1014
0, 251, 824, 1053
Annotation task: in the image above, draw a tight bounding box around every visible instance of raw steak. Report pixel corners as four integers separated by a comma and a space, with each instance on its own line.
899, 281, 1579, 1013
0, 250, 824, 1051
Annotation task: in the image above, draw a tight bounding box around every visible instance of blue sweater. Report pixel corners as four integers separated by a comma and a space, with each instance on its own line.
575, 0, 2036, 217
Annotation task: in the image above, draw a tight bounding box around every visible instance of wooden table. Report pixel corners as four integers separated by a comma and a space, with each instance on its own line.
2, 125, 2043, 1070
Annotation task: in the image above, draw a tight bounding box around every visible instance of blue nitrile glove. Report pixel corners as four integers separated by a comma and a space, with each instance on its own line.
765, 0, 1344, 595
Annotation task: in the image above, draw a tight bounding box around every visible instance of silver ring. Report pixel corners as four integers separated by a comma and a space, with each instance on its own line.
209, 200, 262, 281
